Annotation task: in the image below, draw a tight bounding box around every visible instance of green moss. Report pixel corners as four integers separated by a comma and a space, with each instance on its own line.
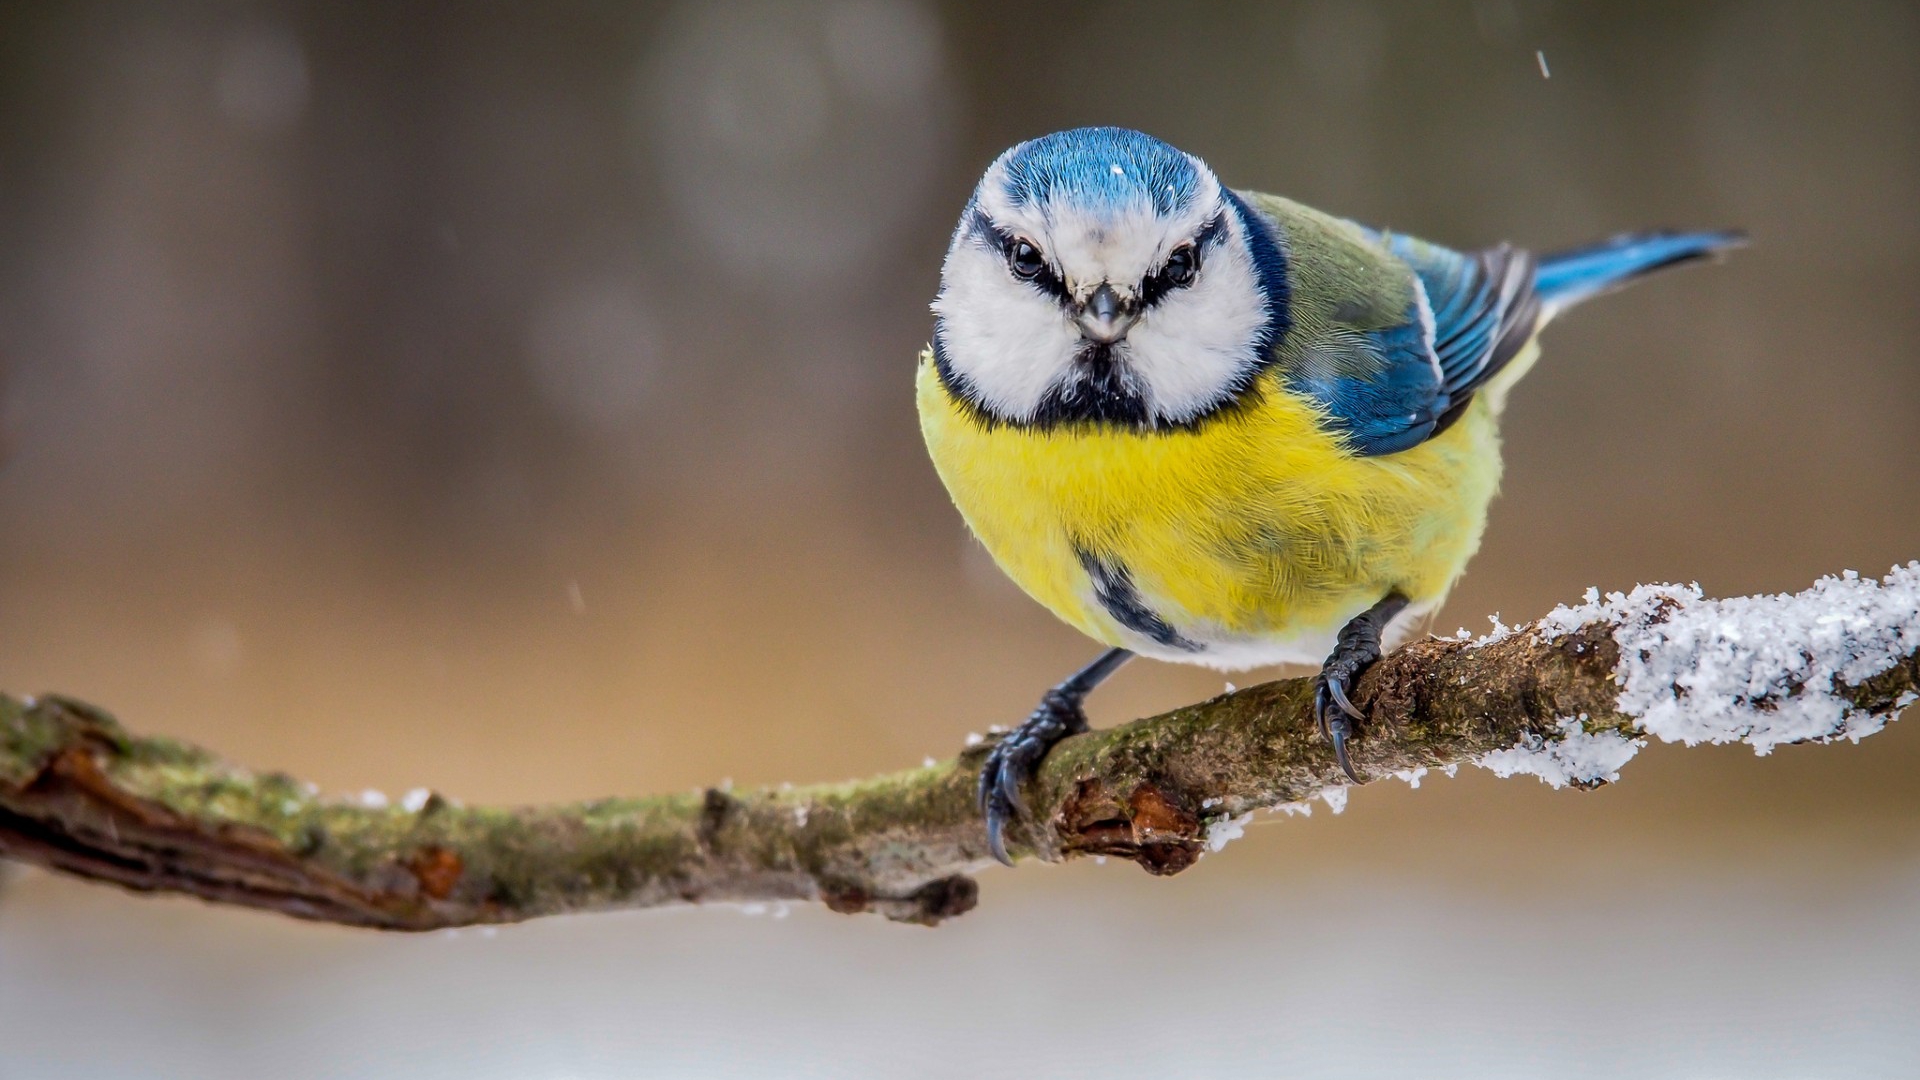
0, 695, 62, 784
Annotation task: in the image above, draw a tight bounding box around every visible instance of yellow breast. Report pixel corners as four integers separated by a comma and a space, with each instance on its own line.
915, 350, 1515, 668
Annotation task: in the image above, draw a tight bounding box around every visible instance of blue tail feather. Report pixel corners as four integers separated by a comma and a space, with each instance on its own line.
1534, 229, 1747, 309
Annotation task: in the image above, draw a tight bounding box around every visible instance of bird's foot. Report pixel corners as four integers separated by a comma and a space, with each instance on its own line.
1314, 593, 1410, 783
977, 689, 1089, 866
1313, 651, 1376, 784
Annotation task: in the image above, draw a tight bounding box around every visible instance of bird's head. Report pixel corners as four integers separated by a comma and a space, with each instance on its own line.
931, 127, 1286, 429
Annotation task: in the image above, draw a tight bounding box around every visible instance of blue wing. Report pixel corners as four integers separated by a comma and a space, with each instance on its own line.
1301, 235, 1540, 457
1277, 221, 1735, 457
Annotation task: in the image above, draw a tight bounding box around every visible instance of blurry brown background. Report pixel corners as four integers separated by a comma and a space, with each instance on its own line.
1, 1, 1916, 1077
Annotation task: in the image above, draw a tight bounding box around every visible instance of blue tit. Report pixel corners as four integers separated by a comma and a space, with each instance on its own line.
917, 127, 1743, 863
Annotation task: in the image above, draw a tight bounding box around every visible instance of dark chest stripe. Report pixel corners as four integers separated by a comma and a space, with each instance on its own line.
1075, 548, 1204, 652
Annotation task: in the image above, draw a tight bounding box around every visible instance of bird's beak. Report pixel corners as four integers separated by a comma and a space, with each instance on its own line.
1076, 283, 1137, 344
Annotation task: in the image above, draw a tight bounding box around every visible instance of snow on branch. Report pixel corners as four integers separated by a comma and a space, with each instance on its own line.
1, 565, 1914, 928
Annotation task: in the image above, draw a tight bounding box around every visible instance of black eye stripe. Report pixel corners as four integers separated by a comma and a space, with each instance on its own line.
1137, 211, 1228, 309
967, 209, 1007, 251
1028, 266, 1071, 303
968, 211, 1070, 303
1193, 211, 1230, 252
969, 208, 1229, 310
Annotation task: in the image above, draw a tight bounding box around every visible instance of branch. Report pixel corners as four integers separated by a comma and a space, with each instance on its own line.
3, 566, 1915, 928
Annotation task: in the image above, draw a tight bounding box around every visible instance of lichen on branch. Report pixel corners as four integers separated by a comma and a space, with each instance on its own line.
2, 566, 1915, 928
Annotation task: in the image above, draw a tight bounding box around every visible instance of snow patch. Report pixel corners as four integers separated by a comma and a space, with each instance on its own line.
1320, 786, 1348, 814
1205, 811, 1254, 852
1535, 564, 1920, 754
1474, 613, 1517, 646
1476, 564, 1920, 785
1476, 716, 1644, 788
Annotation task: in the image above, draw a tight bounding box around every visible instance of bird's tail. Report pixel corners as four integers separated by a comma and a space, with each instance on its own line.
1534, 229, 1747, 315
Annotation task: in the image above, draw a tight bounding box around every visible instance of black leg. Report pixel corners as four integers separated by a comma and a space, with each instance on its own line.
1314, 593, 1410, 784
978, 647, 1133, 866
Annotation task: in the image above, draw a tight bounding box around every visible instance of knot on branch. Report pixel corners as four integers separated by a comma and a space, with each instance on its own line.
821, 874, 979, 926
1056, 779, 1204, 875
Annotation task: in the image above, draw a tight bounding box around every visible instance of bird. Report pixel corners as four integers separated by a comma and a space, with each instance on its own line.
917, 126, 1743, 864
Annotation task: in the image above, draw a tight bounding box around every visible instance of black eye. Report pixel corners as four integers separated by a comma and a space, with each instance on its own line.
1164, 244, 1198, 287
1009, 239, 1046, 281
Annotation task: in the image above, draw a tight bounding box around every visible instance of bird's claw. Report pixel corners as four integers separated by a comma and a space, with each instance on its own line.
1314, 665, 1368, 784
1324, 677, 1363, 722
1314, 592, 1410, 785
977, 689, 1087, 866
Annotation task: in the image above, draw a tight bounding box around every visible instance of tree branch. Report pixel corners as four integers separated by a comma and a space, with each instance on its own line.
3, 566, 1915, 927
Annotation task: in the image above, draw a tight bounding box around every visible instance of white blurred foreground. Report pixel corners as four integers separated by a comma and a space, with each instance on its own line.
2, 862, 1915, 1079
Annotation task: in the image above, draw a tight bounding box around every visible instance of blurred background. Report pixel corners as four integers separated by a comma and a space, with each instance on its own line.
1, 1, 1916, 1076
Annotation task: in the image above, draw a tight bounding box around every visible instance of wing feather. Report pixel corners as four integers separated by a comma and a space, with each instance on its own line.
1239, 194, 1542, 457
1332, 235, 1541, 453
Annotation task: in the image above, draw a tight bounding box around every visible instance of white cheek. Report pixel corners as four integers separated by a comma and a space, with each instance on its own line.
932, 246, 1078, 421
1126, 243, 1268, 423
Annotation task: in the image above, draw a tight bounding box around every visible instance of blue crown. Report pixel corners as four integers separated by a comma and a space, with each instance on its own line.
997, 127, 1202, 216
